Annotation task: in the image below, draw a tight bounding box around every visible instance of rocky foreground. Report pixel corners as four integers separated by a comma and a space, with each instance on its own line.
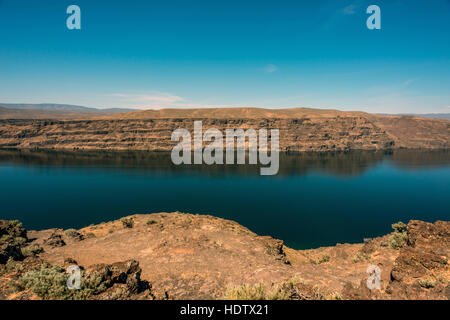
0, 108, 449, 152
0, 213, 448, 300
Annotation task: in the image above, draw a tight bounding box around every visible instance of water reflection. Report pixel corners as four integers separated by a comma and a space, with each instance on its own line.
0, 148, 448, 176
0, 148, 448, 249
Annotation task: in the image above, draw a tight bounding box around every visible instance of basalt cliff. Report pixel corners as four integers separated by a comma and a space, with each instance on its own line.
0, 108, 448, 152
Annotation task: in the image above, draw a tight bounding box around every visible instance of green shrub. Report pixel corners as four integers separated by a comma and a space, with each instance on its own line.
64, 229, 79, 238
326, 292, 343, 300
121, 218, 134, 228
9, 220, 23, 228
389, 232, 407, 249
316, 254, 330, 264
14, 237, 27, 245
15, 264, 71, 299
269, 278, 304, 300
418, 279, 436, 288
438, 274, 448, 285
225, 283, 267, 300
388, 221, 408, 249
351, 252, 371, 263
0, 257, 24, 275
146, 220, 157, 225
21, 244, 43, 257
0, 234, 13, 243
15, 263, 108, 300
391, 222, 406, 233
0, 234, 26, 245
225, 278, 304, 300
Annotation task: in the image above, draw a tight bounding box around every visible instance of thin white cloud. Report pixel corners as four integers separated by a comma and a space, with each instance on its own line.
111, 92, 184, 104
402, 79, 415, 87
263, 64, 278, 73
341, 4, 357, 15
108, 92, 255, 110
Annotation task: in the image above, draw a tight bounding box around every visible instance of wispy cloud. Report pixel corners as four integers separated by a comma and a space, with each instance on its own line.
402, 79, 415, 87
263, 64, 278, 73
341, 4, 358, 15
111, 92, 184, 104
108, 92, 255, 110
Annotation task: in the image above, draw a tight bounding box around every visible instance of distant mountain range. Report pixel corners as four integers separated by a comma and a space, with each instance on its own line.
0, 103, 137, 119
379, 113, 450, 121
1, 103, 449, 122
0, 103, 135, 113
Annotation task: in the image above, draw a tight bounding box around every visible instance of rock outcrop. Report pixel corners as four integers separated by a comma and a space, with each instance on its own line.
0, 220, 27, 264
343, 220, 449, 300
1, 215, 449, 300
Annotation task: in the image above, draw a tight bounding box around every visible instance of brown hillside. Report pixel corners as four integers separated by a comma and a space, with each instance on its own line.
106, 107, 367, 120
0, 107, 448, 151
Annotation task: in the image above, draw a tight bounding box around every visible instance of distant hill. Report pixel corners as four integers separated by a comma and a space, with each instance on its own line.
105, 107, 369, 120
410, 113, 450, 121
0, 103, 96, 111
379, 113, 450, 121
0, 103, 136, 119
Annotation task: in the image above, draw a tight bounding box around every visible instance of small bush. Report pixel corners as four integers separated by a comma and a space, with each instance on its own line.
418, 279, 436, 288
389, 221, 408, 249
389, 231, 408, 250
225, 278, 304, 300
311, 285, 323, 299
225, 283, 267, 300
14, 237, 27, 245
15, 264, 71, 299
0, 234, 13, 243
438, 274, 448, 285
15, 263, 108, 300
269, 278, 304, 300
10, 220, 23, 228
0, 235, 26, 245
351, 252, 371, 263
326, 292, 343, 300
64, 229, 79, 238
121, 218, 134, 228
21, 244, 43, 257
146, 220, 157, 225
391, 222, 406, 233
316, 254, 330, 264
0, 257, 24, 275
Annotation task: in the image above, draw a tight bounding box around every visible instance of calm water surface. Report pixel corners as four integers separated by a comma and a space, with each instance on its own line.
0, 149, 449, 249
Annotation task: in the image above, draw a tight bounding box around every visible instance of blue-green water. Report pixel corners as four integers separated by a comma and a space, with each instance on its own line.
0, 149, 449, 249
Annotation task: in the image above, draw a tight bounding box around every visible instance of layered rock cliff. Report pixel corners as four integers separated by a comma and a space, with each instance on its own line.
0, 108, 448, 152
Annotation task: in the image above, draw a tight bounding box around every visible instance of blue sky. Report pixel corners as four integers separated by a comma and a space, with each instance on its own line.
0, 0, 449, 113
